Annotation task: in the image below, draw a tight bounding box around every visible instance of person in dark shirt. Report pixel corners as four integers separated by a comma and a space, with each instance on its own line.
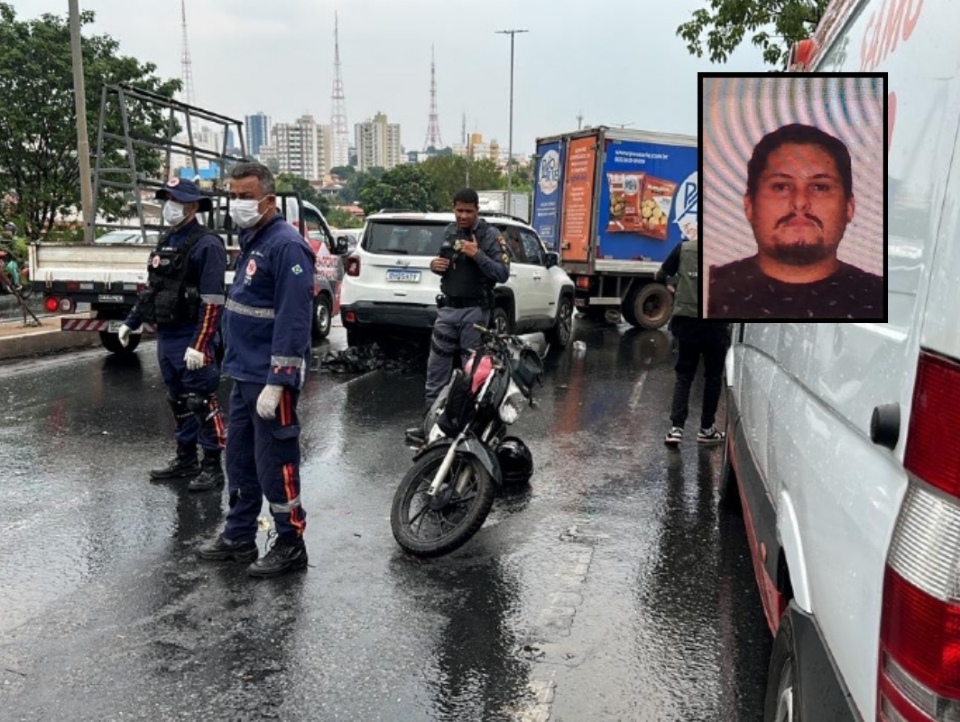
707, 123, 883, 320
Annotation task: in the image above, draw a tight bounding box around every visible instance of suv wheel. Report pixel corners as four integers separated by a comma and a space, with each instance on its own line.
490, 306, 512, 335
546, 295, 573, 348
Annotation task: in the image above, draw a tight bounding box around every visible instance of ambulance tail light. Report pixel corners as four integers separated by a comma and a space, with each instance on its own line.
878, 351, 960, 721
345, 255, 360, 277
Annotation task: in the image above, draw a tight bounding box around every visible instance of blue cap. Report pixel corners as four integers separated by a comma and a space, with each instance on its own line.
156, 177, 212, 212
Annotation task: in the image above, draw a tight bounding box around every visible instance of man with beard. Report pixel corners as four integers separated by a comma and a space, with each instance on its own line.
706, 123, 883, 319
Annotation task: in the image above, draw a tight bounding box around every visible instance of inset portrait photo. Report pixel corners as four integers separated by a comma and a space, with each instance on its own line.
700, 74, 886, 321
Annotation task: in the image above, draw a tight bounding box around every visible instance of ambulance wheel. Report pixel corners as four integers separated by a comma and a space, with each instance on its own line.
100, 330, 139, 354
490, 306, 512, 335
312, 293, 332, 341
764, 611, 802, 722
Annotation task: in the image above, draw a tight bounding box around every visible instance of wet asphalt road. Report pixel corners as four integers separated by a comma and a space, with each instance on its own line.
0, 318, 770, 721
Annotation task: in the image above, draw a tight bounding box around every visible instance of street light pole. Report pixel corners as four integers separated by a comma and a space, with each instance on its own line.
496, 29, 528, 202
69, 0, 94, 242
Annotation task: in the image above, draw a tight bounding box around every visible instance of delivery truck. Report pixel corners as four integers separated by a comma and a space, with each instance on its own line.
532, 126, 698, 329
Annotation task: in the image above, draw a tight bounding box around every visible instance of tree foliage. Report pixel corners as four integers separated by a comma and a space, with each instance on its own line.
357, 164, 439, 215
676, 0, 828, 67
329, 165, 355, 182
0, 3, 181, 238
337, 167, 383, 205
275, 173, 330, 214
419, 155, 504, 210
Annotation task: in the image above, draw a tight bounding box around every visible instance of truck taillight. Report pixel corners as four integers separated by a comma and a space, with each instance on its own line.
59, 298, 74, 313
44, 296, 60, 313
345, 256, 360, 277
879, 351, 960, 721
576, 276, 590, 290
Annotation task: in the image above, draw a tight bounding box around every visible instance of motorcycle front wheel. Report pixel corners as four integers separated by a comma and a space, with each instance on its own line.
391, 445, 495, 558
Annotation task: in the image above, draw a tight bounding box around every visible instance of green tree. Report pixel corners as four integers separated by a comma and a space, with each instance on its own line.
676, 0, 828, 67
326, 206, 362, 229
358, 164, 437, 215
0, 4, 181, 238
329, 165, 355, 182
420, 155, 503, 210
275, 173, 331, 214
338, 168, 383, 205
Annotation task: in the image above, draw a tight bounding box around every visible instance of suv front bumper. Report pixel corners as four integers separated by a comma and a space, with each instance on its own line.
340, 301, 438, 331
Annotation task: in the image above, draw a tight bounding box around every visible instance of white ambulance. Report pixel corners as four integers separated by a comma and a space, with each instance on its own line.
724, 1, 960, 721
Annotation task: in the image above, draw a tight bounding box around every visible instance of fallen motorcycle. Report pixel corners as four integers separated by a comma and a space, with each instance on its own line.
391, 325, 545, 558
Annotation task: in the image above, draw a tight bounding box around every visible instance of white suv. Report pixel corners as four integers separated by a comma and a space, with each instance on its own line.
339, 211, 575, 348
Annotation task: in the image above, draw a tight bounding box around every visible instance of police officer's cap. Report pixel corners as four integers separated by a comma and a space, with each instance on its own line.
156, 177, 213, 212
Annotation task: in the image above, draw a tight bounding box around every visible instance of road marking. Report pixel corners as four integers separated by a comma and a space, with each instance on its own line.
628, 370, 648, 411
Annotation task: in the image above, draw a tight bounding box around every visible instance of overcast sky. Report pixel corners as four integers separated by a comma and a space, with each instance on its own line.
16, 0, 772, 155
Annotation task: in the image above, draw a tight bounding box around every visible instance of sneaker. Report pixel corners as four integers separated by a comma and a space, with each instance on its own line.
664, 427, 683, 447
150, 447, 200, 480
697, 425, 726, 445
197, 534, 259, 563
247, 536, 308, 578
189, 452, 225, 492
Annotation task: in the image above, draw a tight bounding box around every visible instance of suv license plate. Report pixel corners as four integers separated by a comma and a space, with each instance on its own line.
386, 269, 421, 283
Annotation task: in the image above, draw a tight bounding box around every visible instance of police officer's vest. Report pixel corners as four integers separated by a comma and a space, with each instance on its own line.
672, 238, 700, 319
440, 219, 493, 301
137, 224, 211, 325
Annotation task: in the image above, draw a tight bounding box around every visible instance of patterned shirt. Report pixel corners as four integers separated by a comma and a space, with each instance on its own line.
707, 255, 884, 320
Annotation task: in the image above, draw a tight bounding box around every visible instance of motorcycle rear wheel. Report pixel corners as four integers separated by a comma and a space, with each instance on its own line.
391, 446, 495, 558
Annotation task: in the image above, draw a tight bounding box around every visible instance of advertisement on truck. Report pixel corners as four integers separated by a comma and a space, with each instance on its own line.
532, 141, 565, 251
559, 136, 598, 263
597, 138, 698, 263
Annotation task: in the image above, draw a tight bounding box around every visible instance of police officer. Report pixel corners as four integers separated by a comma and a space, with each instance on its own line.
405, 188, 510, 445
119, 178, 228, 490
198, 162, 315, 578
654, 230, 729, 447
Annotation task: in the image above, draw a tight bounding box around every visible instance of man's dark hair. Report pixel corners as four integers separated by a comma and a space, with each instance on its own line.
746, 123, 853, 199
453, 188, 479, 207
230, 161, 276, 195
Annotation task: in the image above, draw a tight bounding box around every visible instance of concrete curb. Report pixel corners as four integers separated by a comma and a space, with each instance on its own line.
0, 324, 104, 361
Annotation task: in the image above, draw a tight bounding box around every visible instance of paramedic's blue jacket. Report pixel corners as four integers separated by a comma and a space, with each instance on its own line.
222, 214, 316, 388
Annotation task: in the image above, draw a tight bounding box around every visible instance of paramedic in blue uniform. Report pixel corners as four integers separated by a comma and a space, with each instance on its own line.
405, 188, 511, 445
198, 162, 316, 578
118, 178, 227, 492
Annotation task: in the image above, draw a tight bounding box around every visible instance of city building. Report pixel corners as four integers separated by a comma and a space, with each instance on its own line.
271, 115, 327, 181
245, 112, 271, 158
354, 112, 402, 172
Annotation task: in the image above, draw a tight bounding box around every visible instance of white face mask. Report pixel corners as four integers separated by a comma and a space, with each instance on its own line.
230, 198, 266, 230
162, 201, 186, 227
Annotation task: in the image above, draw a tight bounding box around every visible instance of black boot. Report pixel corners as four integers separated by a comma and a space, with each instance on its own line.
189, 451, 225, 492
197, 534, 259, 563
149, 446, 200, 480
247, 536, 308, 578
404, 403, 432, 446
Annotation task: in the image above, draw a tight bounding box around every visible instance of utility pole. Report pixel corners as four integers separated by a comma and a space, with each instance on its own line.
69, 0, 94, 242
496, 29, 528, 200
577, 111, 584, 130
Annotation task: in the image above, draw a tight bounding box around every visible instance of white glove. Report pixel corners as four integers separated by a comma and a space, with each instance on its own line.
117, 324, 133, 347
184, 347, 205, 370
256, 384, 284, 420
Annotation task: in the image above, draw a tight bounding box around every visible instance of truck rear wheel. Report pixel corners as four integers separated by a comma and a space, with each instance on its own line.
100, 330, 139, 354
623, 284, 672, 330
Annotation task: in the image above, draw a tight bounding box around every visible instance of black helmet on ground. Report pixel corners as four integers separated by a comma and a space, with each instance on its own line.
497, 437, 533, 485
